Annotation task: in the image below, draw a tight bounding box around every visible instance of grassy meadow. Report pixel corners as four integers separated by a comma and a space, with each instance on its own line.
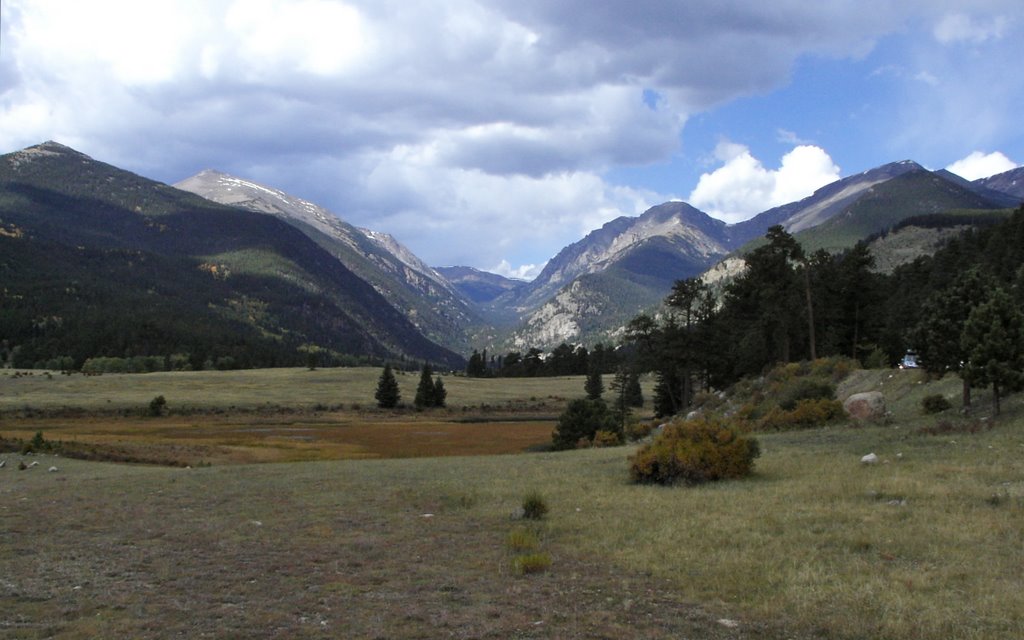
2, 366, 1023, 638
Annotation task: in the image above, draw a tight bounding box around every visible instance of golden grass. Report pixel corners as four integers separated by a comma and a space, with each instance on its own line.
0, 414, 556, 464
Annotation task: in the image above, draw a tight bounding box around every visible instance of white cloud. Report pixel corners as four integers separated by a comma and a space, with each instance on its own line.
688, 144, 841, 223
934, 13, 1009, 45
490, 260, 545, 281
945, 151, 1017, 180
1, 1, 1020, 270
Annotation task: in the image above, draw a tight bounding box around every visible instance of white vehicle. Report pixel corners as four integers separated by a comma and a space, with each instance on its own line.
899, 352, 919, 369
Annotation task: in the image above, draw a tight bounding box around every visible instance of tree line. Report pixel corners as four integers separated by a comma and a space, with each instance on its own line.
624, 208, 1024, 417
464, 342, 620, 378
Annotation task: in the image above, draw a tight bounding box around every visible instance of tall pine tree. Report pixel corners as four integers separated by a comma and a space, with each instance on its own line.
375, 363, 400, 409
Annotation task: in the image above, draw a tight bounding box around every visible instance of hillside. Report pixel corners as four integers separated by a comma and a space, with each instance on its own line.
494, 201, 731, 347
175, 170, 480, 353
793, 169, 1011, 253
976, 165, 1024, 199
0, 142, 462, 369
435, 266, 526, 305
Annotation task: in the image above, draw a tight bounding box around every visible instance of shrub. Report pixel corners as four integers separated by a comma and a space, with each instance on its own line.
522, 491, 549, 520
921, 394, 952, 414
512, 553, 552, 575
756, 398, 844, 431
625, 420, 655, 442
629, 416, 760, 486
147, 395, 167, 417
551, 398, 618, 450
593, 429, 623, 447
506, 527, 540, 552
776, 378, 835, 411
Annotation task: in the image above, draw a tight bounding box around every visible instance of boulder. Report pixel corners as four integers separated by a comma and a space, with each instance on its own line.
861, 453, 879, 465
843, 391, 886, 421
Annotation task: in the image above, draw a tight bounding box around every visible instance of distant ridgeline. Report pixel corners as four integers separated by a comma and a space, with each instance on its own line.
0, 142, 463, 371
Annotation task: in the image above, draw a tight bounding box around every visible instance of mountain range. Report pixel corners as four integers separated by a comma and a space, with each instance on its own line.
2, 140, 1022, 369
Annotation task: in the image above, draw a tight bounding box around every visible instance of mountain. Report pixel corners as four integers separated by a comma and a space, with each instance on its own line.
975, 166, 1024, 200
434, 266, 526, 304
792, 168, 1012, 253
730, 160, 924, 246
0, 142, 462, 369
498, 201, 732, 347
498, 162, 1016, 349
175, 170, 479, 352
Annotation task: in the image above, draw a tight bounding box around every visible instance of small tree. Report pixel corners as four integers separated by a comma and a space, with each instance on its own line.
414, 363, 436, 409
147, 395, 167, 417
625, 371, 644, 407
584, 365, 604, 400
552, 398, 618, 450
961, 288, 1024, 416
432, 376, 447, 408
375, 363, 401, 409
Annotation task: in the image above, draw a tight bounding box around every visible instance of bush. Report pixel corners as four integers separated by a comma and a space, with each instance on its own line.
522, 491, 549, 520
506, 527, 541, 552
756, 398, 845, 431
625, 420, 655, 442
147, 395, 167, 417
512, 552, 551, 575
921, 394, 952, 414
629, 416, 760, 486
551, 398, 618, 450
593, 429, 623, 447
776, 378, 835, 411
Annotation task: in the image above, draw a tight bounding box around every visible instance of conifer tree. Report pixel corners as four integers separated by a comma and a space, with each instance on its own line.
375, 363, 400, 409
415, 363, 435, 409
961, 288, 1024, 416
584, 364, 604, 400
625, 371, 644, 407
432, 375, 447, 408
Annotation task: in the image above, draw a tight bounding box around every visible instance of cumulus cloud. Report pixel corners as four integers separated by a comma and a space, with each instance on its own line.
0, 1, 1019, 270
946, 151, 1018, 180
688, 144, 841, 223
490, 260, 545, 281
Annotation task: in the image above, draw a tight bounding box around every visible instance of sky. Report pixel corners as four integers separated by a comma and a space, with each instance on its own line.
2, 1, 1022, 280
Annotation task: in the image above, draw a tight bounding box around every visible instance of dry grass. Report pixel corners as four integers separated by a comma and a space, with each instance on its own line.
2, 367, 1022, 638
0, 414, 557, 465
0, 367, 588, 413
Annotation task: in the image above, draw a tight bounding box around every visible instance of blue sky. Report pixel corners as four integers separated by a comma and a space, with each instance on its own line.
2, 1, 1022, 279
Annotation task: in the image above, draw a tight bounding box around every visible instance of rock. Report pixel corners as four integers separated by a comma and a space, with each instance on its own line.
861, 453, 879, 465
48, 466, 58, 473
717, 618, 740, 629
18, 461, 27, 471
0, 459, 6, 468
28, 461, 39, 468
844, 391, 886, 420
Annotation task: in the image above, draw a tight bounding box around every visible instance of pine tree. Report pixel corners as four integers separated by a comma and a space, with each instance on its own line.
625, 371, 644, 407
375, 363, 400, 409
432, 376, 447, 408
414, 363, 435, 409
584, 364, 604, 400
961, 288, 1024, 416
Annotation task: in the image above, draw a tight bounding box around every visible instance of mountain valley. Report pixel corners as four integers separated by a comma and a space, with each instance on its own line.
2, 140, 1022, 368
